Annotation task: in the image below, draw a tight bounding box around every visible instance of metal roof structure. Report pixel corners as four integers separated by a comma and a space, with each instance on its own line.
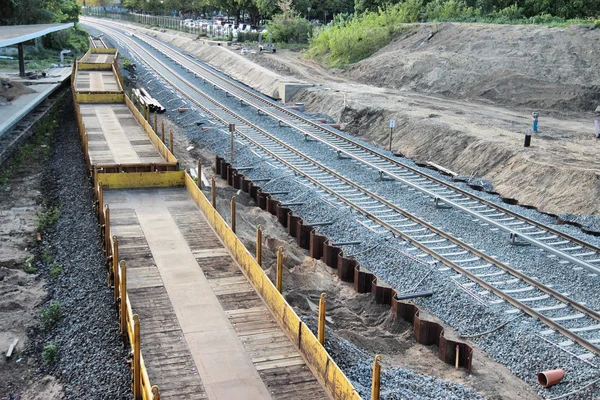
0, 23, 74, 77
0, 23, 74, 48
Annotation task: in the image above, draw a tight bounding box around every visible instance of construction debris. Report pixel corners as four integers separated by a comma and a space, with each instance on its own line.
132, 87, 165, 113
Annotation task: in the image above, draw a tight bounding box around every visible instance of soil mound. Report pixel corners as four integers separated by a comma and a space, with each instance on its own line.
347, 23, 600, 112
0, 78, 35, 103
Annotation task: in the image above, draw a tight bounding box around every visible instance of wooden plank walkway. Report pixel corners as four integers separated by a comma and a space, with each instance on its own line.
75, 70, 120, 91
105, 188, 329, 400
80, 104, 166, 165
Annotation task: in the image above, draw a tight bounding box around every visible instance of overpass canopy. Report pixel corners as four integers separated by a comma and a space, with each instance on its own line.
0, 23, 74, 48
0, 23, 74, 77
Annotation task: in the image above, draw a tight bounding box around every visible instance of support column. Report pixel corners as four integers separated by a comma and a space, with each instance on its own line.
18, 43, 25, 78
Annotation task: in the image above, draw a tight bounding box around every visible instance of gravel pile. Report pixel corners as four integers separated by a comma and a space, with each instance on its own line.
90, 28, 600, 398
300, 317, 487, 400
29, 94, 131, 399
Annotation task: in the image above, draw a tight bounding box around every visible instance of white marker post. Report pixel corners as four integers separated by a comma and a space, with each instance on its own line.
595, 120, 599, 138
389, 119, 396, 152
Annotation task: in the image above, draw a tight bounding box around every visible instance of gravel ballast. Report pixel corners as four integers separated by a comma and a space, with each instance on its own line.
30, 94, 131, 399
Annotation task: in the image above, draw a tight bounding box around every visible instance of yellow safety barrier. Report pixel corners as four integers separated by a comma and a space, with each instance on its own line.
78, 62, 113, 70
78, 48, 119, 70
184, 174, 361, 400
96, 171, 185, 189
95, 184, 160, 400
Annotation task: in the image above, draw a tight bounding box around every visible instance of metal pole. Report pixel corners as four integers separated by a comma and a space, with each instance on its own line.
169, 130, 173, 153
161, 121, 165, 142
276, 246, 283, 292
211, 176, 216, 208
318, 293, 327, 345
455, 345, 460, 369
229, 123, 235, 163
154, 112, 157, 132
256, 225, 262, 266
230, 196, 236, 233
18, 43, 25, 78
133, 314, 141, 400
389, 128, 392, 152
524, 128, 532, 147
197, 159, 202, 188
371, 354, 382, 400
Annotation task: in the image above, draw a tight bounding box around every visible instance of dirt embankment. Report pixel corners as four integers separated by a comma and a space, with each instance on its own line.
240, 23, 600, 216
349, 23, 600, 113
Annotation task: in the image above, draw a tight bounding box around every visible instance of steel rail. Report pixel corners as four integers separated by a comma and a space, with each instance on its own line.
87, 21, 600, 358
114, 27, 600, 275
90, 18, 600, 261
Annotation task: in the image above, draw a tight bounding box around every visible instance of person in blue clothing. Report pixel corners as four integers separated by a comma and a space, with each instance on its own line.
532, 112, 540, 133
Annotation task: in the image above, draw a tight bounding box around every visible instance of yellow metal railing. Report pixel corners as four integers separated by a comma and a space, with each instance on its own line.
184, 174, 361, 400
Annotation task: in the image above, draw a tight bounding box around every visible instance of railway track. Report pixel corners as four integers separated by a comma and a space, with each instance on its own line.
92, 19, 600, 276
84, 19, 600, 361
89, 35, 107, 49
0, 87, 66, 166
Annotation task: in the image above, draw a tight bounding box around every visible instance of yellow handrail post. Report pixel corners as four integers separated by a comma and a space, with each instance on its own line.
153, 112, 157, 133
98, 181, 103, 223
318, 293, 327, 345
120, 260, 127, 343
146, 105, 150, 121
133, 314, 141, 400
256, 225, 262, 267
276, 246, 283, 293
169, 130, 174, 154
371, 354, 382, 400
104, 205, 110, 254
111, 236, 118, 286
197, 160, 202, 189
211, 177, 216, 208
161, 120, 165, 143
114, 258, 120, 304
230, 196, 236, 233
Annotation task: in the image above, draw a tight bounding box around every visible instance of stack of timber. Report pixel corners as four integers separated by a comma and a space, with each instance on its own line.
132, 87, 165, 113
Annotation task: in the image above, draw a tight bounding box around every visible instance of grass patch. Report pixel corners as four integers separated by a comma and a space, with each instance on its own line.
40, 301, 61, 330
24, 255, 37, 274
36, 207, 60, 232
49, 262, 63, 279
42, 342, 58, 364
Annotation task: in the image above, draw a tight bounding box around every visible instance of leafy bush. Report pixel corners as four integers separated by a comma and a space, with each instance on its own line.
42, 342, 58, 364
308, 1, 419, 67
425, 0, 479, 21
268, 14, 314, 43
40, 301, 61, 330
